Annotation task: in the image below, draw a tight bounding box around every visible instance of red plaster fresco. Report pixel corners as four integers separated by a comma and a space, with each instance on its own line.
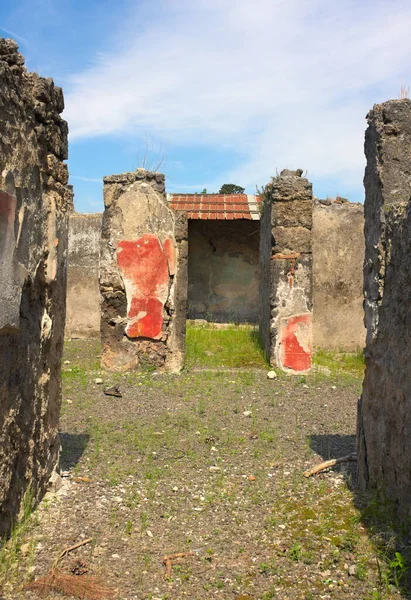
0, 190, 17, 252
0, 190, 16, 222
117, 234, 174, 340
280, 314, 312, 372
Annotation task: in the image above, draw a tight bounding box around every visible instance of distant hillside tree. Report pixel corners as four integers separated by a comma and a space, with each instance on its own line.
219, 183, 245, 194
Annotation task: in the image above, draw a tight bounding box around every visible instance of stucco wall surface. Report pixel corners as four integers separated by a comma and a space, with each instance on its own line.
357, 99, 411, 525
66, 213, 102, 338
100, 170, 187, 372
0, 39, 72, 535
312, 200, 365, 351
259, 170, 313, 372
188, 220, 260, 323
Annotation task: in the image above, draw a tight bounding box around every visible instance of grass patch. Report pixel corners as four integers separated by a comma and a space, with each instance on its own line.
0, 488, 37, 593
185, 323, 267, 368
313, 348, 365, 378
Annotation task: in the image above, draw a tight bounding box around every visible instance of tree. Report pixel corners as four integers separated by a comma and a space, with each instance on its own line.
218, 183, 245, 194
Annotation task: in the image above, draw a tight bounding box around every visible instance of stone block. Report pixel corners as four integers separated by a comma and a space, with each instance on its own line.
272, 226, 312, 253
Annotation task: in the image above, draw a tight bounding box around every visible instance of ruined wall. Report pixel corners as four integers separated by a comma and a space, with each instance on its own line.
66, 213, 102, 338
358, 99, 411, 524
188, 220, 260, 323
259, 170, 313, 372
100, 170, 187, 372
0, 39, 72, 535
312, 199, 365, 351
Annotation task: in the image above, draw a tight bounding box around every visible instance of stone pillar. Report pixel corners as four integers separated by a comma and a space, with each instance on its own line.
100, 170, 187, 372
0, 39, 72, 535
259, 169, 313, 372
358, 99, 411, 523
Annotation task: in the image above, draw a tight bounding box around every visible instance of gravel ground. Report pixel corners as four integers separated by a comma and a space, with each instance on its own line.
1, 340, 407, 600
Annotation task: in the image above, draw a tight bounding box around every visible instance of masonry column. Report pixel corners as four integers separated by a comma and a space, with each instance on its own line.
259, 169, 313, 372
0, 39, 72, 536
100, 170, 188, 372
357, 99, 411, 524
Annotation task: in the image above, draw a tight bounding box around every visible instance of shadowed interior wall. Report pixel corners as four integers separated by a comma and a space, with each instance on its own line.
312, 200, 365, 351
187, 220, 260, 323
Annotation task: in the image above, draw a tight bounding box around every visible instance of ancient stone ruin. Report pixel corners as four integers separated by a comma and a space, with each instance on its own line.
259, 170, 313, 371
0, 39, 72, 535
357, 99, 411, 523
67, 184, 365, 370
100, 170, 187, 372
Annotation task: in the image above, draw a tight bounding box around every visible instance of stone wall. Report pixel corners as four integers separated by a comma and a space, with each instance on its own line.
259, 170, 313, 372
0, 39, 72, 535
312, 199, 365, 351
188, 220, 260, 323
357, 99, 411, 524
100, 170, 187, 372
66, 213, 102, 338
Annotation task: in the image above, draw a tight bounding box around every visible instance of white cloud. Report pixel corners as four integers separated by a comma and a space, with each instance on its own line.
70, 175, 102, 183
63, 0, 411, 195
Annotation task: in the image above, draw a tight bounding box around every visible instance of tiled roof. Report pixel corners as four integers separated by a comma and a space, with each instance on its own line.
168, 194, 261, 220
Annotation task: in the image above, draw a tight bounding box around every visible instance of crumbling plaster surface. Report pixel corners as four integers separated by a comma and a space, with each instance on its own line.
312, 199, 365, 351
66, 213, 102, 338
188, 220, 260, 323
100, 170, 187, 372
357, 99, 411, 525
259, 170, 313, 372
0, 39, 72, 536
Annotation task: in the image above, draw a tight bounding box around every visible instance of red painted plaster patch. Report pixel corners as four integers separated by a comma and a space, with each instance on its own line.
279, 314, 312, 372
117, 234, 174, 340
0, 190, 17, 252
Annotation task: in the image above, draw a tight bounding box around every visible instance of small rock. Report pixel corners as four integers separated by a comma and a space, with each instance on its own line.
66, 399, 72, 404
64, 360, 70, 365
104, 385, 122, 398
94, 378, 104, 385
243, 410, 252, 417
20, 542, 30, 556
248, 475, 256, 481
47, 470, 63, 493
111, 553, 120, 559
348, 565, 356, 576
146, 530, 153, 538
209, 466, 221, 472
267, 370, 277, 379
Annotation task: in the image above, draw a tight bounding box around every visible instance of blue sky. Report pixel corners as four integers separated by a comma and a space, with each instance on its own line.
1, 0, 411, 212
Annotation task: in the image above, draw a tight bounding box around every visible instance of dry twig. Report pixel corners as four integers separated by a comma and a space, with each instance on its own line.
303, 452, 357, 478
53, 537, 93, 569
163, 551, 194, 579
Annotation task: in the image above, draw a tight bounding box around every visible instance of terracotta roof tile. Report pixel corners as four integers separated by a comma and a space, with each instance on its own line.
168, 193, 261, 220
